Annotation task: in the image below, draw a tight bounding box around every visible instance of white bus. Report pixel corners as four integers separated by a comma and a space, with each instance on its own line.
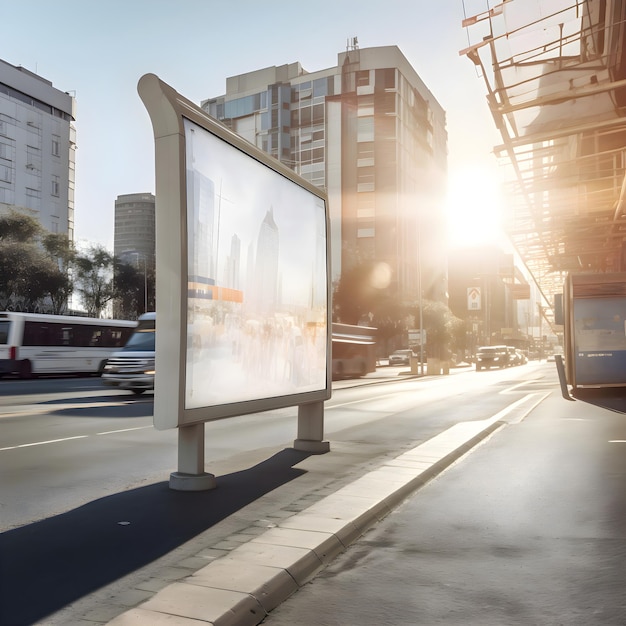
0, 312, 136, 378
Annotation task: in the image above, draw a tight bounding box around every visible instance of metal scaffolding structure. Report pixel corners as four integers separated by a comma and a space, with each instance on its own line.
460, 0, 626, 326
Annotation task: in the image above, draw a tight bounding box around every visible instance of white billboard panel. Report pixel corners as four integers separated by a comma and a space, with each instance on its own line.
184, 118, 328, 409
138, 74, 331, 429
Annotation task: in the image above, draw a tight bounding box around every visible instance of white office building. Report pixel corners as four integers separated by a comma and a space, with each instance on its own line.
0, 59, 76, 239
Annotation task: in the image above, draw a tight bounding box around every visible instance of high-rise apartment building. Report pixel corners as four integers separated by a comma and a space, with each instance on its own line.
0, 59, 76, 238
202, 44, 448, 306
114, 192, 155, 268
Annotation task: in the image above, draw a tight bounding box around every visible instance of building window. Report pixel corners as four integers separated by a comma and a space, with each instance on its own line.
356, 70, 370, 87
312, 147, 324, 163
26, 146, 40, 171
357, 168, 375, 193
0, 142, 11, 161
0, 186, 14, 203
357, 149, 374, 167
376, 68, 396, 90
312, 104, 324, 124
25, 187, 40, 210
52, 135, 60, 156
0, 165, 11, 183
357, 228, 375, 238
358, 95, 374, 117
51, 175, 60, 197
357, 116, 374, 142
312, 78, 329, 98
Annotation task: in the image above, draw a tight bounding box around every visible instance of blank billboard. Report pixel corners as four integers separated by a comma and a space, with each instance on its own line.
184, 118, 328, 409
138, 73, 331, 429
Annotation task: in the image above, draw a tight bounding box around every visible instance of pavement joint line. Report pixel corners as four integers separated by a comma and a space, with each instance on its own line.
106, 392, 549, 626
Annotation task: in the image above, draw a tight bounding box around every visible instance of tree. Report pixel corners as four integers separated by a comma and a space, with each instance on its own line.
0, 213, 55, 311
410, 300, 464, 360
41, 233, 75, 314
0, 211, 41, 243
0, 212, 77, 313
74, 245, 115, 318
113, 259, 144, 319
0, 240, 37, 309
333, 261, 395, 325
369, 300, 410, 357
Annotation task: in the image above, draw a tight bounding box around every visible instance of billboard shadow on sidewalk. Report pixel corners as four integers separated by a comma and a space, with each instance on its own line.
0, 448, 310, 626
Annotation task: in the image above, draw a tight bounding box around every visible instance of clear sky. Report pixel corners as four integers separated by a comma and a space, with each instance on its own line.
2, 0, 504, 251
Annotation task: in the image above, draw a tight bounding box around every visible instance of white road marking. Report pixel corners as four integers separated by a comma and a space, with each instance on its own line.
97, 426, 152, 435
0, 435, 88, 451
0, 424, 152, 452
328, 392, 399, 409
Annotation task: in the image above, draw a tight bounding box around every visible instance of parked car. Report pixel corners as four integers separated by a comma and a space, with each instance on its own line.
506, 346, 518, 366
388, 349, 413, 366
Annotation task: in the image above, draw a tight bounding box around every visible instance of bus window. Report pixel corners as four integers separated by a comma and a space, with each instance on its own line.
0, 313, 136, 377
0, 321, 9, 344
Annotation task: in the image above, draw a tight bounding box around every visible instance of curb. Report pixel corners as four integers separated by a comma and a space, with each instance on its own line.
106, 414, 508, 625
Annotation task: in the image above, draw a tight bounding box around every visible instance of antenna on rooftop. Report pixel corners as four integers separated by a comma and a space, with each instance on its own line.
346, 36, 359, 51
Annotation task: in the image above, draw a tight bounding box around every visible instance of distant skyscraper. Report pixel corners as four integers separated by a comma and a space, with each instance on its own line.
114, 192, 155, 267
202, 44, 448, 305
187, 170, 215, 288
0, 59, 76, 238
224, 233, 242, 290
254, 206, 279, 313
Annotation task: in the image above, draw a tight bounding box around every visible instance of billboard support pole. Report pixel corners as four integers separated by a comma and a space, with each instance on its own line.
555, 355, 574, 400
170, 423, 217, 491
294, 401, 330, 453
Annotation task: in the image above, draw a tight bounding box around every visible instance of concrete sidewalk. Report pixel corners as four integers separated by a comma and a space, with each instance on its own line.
106, 389, 542, 626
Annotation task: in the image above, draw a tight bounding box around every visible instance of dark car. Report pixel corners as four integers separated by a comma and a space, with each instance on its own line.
475, 345, 508, 371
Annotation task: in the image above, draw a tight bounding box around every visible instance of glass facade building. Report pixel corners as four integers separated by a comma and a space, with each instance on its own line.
202, 45, 448, 306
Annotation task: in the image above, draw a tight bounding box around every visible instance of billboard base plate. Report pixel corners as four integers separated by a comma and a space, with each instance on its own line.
169, 471, 217, 491
293, 439, 330, 454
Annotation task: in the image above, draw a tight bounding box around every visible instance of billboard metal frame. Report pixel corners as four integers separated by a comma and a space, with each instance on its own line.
138, 74, 332, 489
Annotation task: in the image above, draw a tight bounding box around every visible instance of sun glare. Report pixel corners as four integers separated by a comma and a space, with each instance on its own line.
445, 166, 504, 249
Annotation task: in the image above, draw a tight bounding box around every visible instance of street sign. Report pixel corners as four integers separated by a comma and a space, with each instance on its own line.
409, 329, 426, 345
467, 287, 481, 311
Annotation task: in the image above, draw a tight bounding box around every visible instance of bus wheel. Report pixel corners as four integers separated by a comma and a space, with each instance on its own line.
19, 360, 32, 379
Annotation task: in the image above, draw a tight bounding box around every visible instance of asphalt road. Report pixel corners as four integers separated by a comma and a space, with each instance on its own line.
0, 362, 551, 624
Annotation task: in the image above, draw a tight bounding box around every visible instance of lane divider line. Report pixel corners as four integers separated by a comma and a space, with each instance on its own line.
97, 426, 153, 435
0, 435, 88, 451
0, 425, 153, 452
